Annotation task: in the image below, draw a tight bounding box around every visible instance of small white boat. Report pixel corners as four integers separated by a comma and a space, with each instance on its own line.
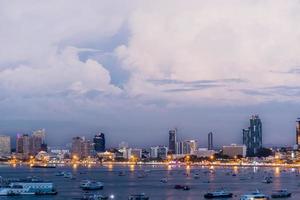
262, 177, 272, 184
80, 180, 104, 190
240, 191, 269, 200
160, 178, 168, 183
63, 172, 74, 179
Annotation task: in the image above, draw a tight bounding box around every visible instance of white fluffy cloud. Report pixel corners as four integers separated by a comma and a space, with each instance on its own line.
117, 0, 300, 104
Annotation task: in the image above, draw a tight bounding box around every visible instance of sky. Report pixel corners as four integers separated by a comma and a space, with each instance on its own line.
1, 0, 300, 148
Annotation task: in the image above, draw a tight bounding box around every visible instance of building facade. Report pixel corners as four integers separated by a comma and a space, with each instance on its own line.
16, 134, 30, 159
150, 146, 168, 159
131, 148, 142, 159
208, 132, 213, 150
243, 115, 262, 156
0, 135, 11, 156
71, 136, 84, 158
168, 129, 177, 154
93, 133, 105, 152
296, 118, 300, 145
222, 144, 247, 158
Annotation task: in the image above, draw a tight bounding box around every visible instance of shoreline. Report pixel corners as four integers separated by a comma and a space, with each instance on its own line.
1, 161, 300, 168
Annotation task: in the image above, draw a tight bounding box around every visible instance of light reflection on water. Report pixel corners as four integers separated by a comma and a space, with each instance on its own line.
0, 165, 300, 200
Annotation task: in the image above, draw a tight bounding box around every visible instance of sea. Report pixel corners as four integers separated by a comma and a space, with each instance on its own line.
0, 164, 299, 200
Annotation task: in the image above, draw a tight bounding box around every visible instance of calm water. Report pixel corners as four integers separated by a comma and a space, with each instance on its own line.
0, 164, 300, 199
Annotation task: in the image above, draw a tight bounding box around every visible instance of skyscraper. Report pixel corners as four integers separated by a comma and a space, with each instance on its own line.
296, 118, 300, 145
93, 133, 105, 152
208, 132, 213, 150
243, 115, 262, 156
71, 136, 84, 158
81, 140, 92, 158
32, 129, 46, 143
16, 134, 30, 158
29, 135, 43, 155
0, 135, 11, 156
168, 129, 177, 154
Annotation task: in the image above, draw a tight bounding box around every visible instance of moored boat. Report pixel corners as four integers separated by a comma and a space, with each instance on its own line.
174, 185, 190, 190
204, 190, 233, 199
31, 165, 56, 168
128, 193, 149, 200
80, 180, 104, 190
81, 194, 109, 200
240, 191, 269, 200
0, 180, 57, 196
271, 189, 291, 198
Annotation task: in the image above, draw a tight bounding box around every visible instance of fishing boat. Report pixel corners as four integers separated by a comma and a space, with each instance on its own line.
271, 189, 291, 198
204, 190, 233, 199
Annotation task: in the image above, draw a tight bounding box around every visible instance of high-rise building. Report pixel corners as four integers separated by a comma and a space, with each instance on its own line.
176, 141, 184, 154
16, 134, 30, 158
0, 135, 11, 156
93, 133, 105, 152
296, 118, 300, 145
71, 136, 84, 158
81, 140, 92, 158
150, 146, 168, 159
243, 115, 262, 156
168, 129, 177, 154
208, 132, 213, 150
176, 140, 197, 154
184, 140, 197, 154
29, 135, 43, 155
131, 148, 142, 159
222, 144, 247, 158
32, 129, 46, 143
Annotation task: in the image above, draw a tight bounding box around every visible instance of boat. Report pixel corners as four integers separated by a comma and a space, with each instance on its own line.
0, 180, 57, 196
80, 180, 104, 190
31, 165, 56, 168
118, 171, 126, 176
137, 173, 147, 178
160, 178, 168, 183
174, 185, 190, 190
204, 190, 233, 199
271, 189, 291, 198
194, 173, 200, 179
55, 171, 65, 176
128, 193, 149, 200
81, 194, 109, 200
262, 177, 272, 184
240, 191, 269, 200
63, 172, 74, 179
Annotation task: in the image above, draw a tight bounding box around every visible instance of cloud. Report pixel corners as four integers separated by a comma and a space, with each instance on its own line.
117, 0, 300, 104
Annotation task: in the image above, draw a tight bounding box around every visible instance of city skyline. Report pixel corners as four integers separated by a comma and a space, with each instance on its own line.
1, 114, 300, 149
1, 1, 300, 146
